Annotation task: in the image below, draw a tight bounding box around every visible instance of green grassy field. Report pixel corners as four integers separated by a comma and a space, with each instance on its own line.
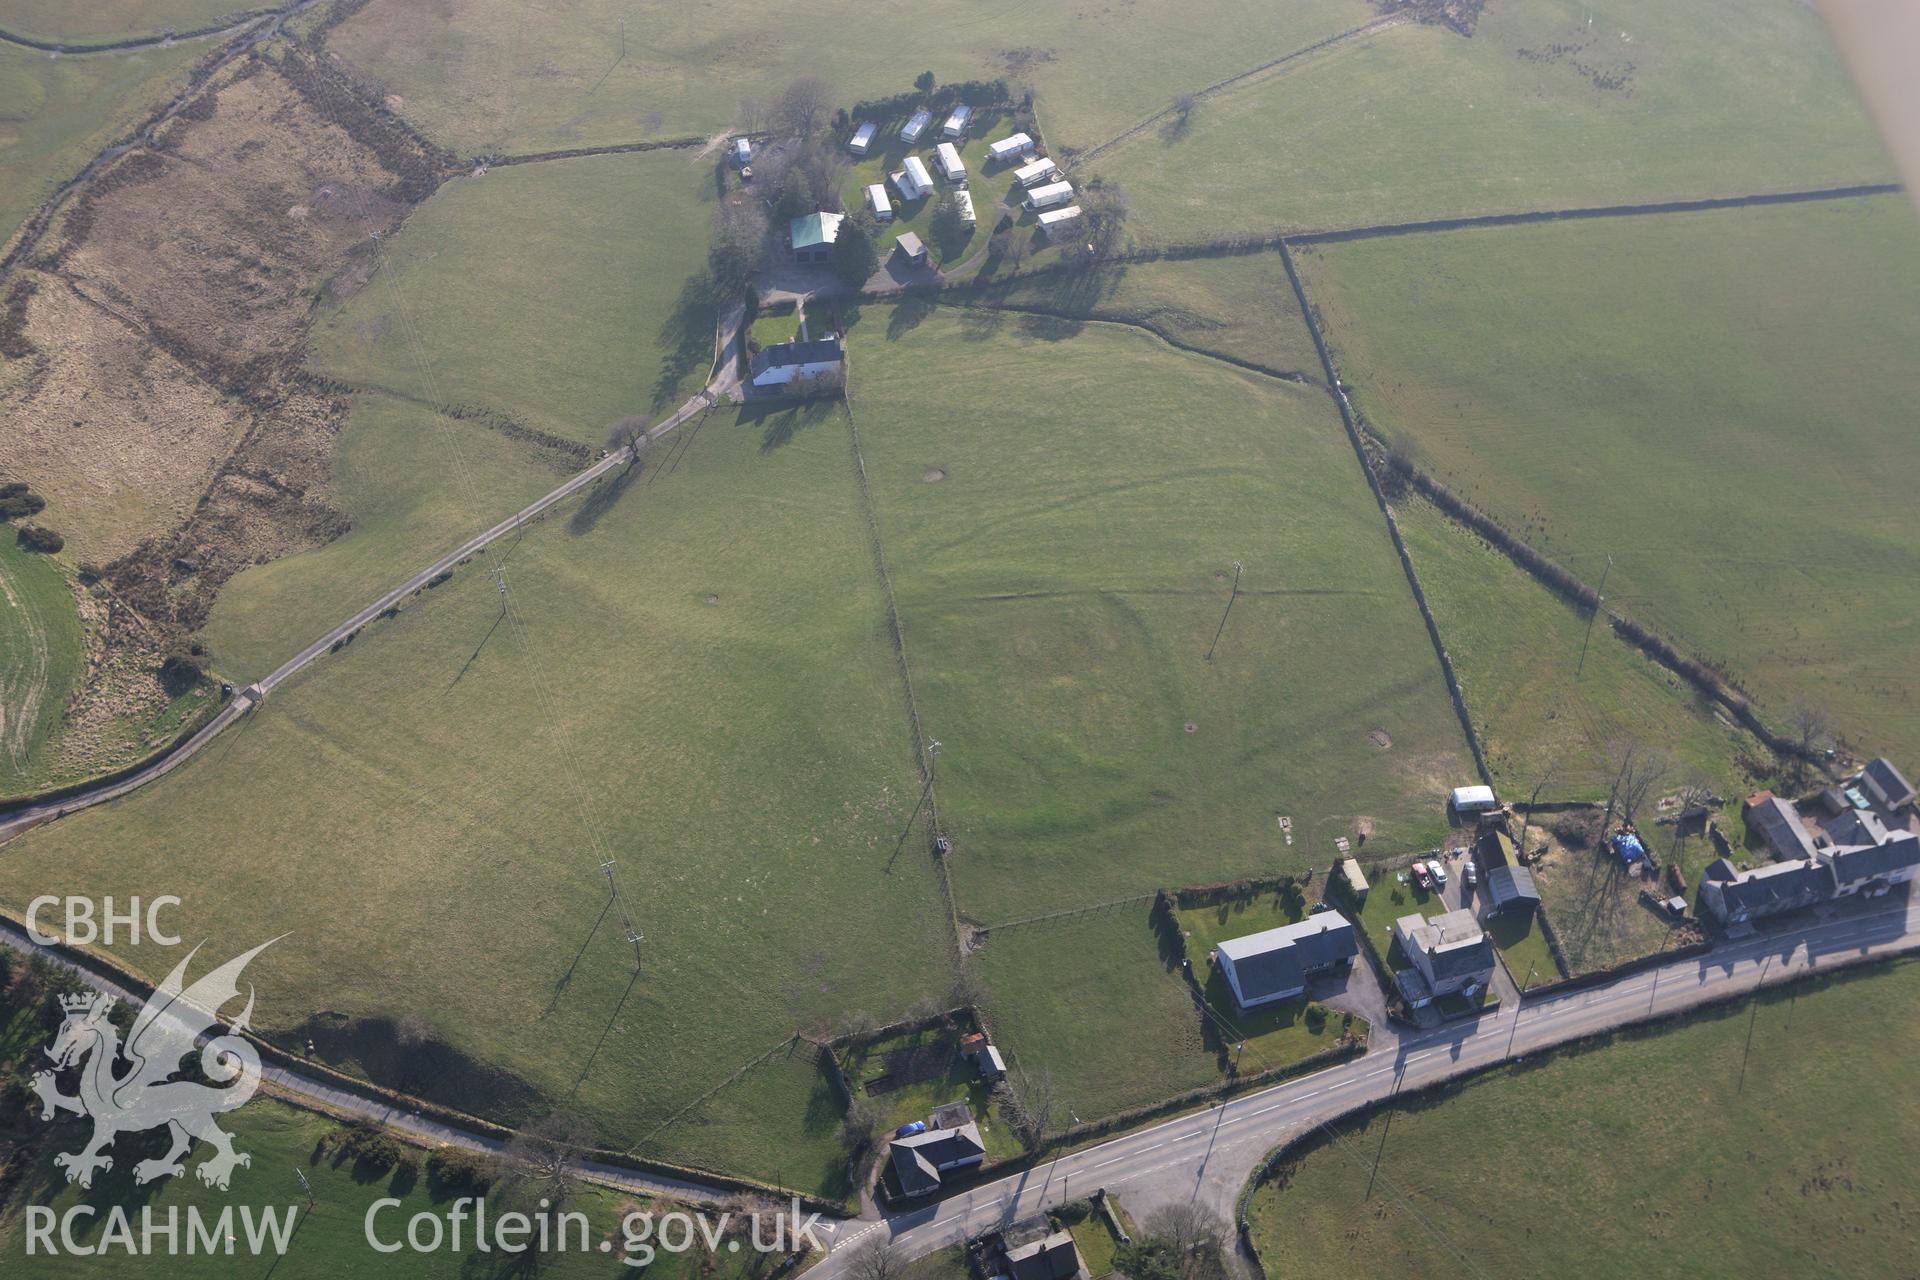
307, 148, 719, 444
0, 40, 206, 250
201, 393, 568, 681
0, 536, 84, 795
1351, 871, 1447, 972
1297, 195, 1920, 766
1248, 958, 1920, 1278
0, 0, 256, 44
0, 1097, 790, 1276
1097, 0, 1895, 240
1485, 907, 1558, 990
849, 306, 1467, 921
0, 406, 952, 1195
1394, 494, 1754, 802
974, 903, 1220, 1122
964, 252, 1322, 379
321, 0, 1374, 156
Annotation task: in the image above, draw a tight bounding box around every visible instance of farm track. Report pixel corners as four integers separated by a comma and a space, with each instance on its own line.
1070, 13, 1406, 170
0, 555, 54, 773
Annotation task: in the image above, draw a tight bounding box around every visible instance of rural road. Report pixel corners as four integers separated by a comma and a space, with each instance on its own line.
807, 891, 1920, 1270
0, 385, 717, 846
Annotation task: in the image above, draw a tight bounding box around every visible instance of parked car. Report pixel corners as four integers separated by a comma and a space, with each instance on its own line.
894, 1121, 926, 1137
1427, 858, 1448, 886
1463, 861, 1479, 888
1309, 900, 1331, 915
1412, 863, 1433, 890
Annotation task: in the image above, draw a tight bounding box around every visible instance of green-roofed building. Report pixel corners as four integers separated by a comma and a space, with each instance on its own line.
790, 211, 845, 264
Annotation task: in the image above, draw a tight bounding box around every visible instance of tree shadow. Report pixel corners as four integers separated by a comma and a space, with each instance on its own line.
566, 460, 643, 537
653, 272, 721, 410
742, 399, 834, 452
885, 287, 939, 339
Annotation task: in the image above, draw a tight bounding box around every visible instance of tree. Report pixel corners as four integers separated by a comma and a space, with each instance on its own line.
737, 94, 767, 134
841, 1095, 882, 1153
495, 1111, 597, 1214
606, 415, 653, 469
1116, 1206, 1231, 1280
846, 1237, 904, 1280
914, 71, 936, 100
775, 76, 833, 140
947, 967, 988, 1010
1604, 741, 1671, 831
990, 225, 1031, 267
710, 200, 768, 296
0, 481, 46, 521
15, 524, 62, 553
930, 193, 969, 257
1078, 180, 1131, 258
1789, 702, 1832, 784
832, 211, 880, 287
159, 636, 208, 693
773, 164, 813, 226
1002, 1057, 1056, 1152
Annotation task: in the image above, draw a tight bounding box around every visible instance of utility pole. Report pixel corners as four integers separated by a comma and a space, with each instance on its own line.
1575, 553, 1613, 678
1735, 952, 1774, 1094
1364, 1077, 1400, 1202
1505, 962, 1535, 1057
1205, 561, 1244, 663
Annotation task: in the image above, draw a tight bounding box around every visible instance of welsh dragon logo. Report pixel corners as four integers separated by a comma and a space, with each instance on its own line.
32, 939, 278, 1191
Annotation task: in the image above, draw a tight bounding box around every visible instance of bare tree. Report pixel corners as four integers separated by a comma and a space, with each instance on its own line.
1002, 1058, 1056, 1152
846, 1237, 905, 1280
1142, 1203, 1230, 1268
775, 76, 834, 140
737, 94, 767, 134
947, 967, 988, 1010
1604, 741, 1671, 831
495, 1111, 597, 1213
606, 415, 653, 469
1789, 702, 1832, 785
1173, 92, 1197, 117
990, 225, 1031, 266
1078, 180, 1131, 258
1515, 757, 1561, 856
841, 1095, 882, 1154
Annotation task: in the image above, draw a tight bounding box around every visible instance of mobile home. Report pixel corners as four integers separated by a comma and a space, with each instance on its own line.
1014, 156, 1060, 188
848, 121, 878, 155
866, 183, 893, 221
942, 104, 972, 138
892, 155, 934, 201
935, 141, 966, 184
954, 189, 976, 225
1025, 180, 1074, 210
732, 137, 752, 167
899, 109, 932, 143
987, 133, 1034, 165
1036, 205, 1083, 240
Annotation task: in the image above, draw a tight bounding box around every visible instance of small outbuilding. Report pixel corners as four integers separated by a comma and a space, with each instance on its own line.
935, 141, 967, 184
849, 121, 878, 155
1035, 205, 1083, 239
1025, 180, 1075, 210
900, 109, 933, 143
942, 104, 972, 138
1339, 857, 1370, 902
1743, 791, 1818, 862
894, 231, 929, 265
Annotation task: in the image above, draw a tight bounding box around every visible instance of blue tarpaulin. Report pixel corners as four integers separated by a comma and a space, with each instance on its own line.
1611, 832, 1646, 865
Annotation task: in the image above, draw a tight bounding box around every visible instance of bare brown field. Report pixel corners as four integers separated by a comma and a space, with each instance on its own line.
1, 45, 449, 644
